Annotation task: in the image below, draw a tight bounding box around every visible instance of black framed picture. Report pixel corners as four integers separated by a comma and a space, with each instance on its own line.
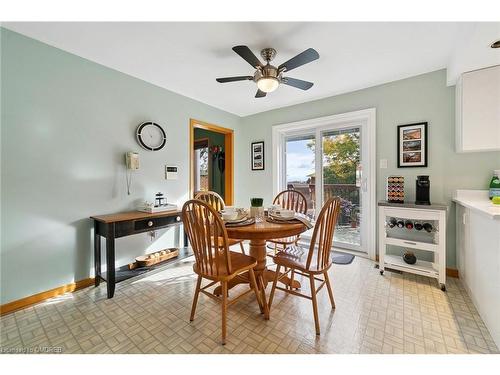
397, 122, 428, 168
251, 141, 264, 171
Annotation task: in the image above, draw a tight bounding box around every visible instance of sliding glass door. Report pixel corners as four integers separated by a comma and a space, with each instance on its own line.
281, 121, 371, 253
321, 127, 362, 249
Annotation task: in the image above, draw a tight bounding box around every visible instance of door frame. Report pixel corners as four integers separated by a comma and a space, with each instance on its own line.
271, 108, 377, 260
189, 119, 234, 205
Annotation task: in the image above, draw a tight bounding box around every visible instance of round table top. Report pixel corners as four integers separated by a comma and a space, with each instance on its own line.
225, 219, 307, 240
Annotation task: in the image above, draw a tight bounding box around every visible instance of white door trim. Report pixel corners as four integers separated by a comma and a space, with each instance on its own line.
272, 108, 377, 260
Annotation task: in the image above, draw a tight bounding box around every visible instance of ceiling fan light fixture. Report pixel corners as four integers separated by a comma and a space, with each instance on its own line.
257, 77, 279, 93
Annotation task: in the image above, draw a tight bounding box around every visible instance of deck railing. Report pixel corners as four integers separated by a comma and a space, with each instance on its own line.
287, 183, 360, 225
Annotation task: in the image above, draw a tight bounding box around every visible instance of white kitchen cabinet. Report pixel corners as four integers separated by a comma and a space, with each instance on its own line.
454, 190, 500, 347
455, 65, 500, 153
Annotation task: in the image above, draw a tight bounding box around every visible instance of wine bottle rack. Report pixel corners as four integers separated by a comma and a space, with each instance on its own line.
378, 201, 448, 291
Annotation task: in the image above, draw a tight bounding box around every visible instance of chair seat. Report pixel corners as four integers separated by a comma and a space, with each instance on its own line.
273, 245, 329, 274
268, 235, 299, 245
193, 251, 257, 279
211, 236, 244, 247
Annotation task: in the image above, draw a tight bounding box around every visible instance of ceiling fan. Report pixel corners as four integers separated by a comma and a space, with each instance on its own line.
216, 45, 319, 98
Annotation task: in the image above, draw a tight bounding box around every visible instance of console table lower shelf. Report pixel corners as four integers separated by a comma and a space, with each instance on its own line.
99, 246, 193, 285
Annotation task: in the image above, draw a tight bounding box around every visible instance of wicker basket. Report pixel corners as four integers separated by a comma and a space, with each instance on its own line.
134, 248, 179, 267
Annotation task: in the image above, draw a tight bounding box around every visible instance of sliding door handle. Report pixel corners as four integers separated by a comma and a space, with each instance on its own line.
362, 178, 368, 192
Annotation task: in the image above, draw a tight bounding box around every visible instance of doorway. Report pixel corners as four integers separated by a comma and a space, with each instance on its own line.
272, 109, 376, 259
189, 119, 234, 205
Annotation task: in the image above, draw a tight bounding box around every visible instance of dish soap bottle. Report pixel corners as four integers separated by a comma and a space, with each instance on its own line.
489, 170, 500, 200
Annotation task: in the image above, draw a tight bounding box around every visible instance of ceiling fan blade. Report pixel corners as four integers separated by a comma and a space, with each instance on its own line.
278, 48, 319, 72
281, 77, 314, 90
216, 76, 253, 83
255, 89, 267, 98
232, 45, 263, 68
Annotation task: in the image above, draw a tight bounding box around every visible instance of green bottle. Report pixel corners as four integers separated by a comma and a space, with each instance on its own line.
489, 170, 500, 199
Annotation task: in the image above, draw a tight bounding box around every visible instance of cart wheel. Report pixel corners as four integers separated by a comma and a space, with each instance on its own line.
380, 270, 384, 275
440, 284, 446, 292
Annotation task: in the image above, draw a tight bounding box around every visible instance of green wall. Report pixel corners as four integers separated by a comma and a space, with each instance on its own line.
237, 70, 500, 267
0, 28, 242, 304
194, 128, 225, 198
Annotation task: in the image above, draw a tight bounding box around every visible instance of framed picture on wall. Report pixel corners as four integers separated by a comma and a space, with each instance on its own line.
251, 141, 265, 171
397, 122, 428, 168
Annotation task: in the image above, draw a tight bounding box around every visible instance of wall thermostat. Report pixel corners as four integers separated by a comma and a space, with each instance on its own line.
165, 166, 178, 180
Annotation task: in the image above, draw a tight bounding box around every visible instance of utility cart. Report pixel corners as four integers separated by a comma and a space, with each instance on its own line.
378, 201, 447, 291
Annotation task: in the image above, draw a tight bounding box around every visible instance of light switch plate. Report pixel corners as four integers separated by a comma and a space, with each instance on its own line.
380, 159, 388, 169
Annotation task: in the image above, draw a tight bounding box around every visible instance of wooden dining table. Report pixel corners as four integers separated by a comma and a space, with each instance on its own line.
214, 218, 308, 317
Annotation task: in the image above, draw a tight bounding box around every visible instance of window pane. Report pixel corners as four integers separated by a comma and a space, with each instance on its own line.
285, 135, 316, 218
322, 127, 361, 247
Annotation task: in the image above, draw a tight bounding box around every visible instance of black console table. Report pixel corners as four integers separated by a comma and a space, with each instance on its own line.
90, 210, 187, 298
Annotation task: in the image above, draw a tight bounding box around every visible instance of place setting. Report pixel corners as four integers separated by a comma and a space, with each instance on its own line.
266, 205, 314, 229
220, 206, 255, 227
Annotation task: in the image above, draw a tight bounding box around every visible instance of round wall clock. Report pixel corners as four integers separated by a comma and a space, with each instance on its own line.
136, 121, 166, 151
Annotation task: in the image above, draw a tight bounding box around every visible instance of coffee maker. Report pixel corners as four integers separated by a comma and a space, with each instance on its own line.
415, 176, 431, 205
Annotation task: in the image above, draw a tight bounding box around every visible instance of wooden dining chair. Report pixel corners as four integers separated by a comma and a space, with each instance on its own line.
182, 199, 264, 345
268, 197, 341, 335
268, 189, 308, 252
194, 190, 246, 254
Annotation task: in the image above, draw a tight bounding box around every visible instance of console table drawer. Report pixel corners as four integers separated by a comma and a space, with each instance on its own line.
134, 215, 180, 231
111, 214, 182, 237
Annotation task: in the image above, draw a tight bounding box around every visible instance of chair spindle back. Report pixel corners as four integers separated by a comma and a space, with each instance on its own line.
305, 197, 341, 271
273, 189, 308, 214
194, 191, 225, 212
182, 200, 232, 277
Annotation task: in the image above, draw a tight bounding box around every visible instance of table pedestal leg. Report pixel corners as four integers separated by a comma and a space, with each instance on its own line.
248, 239, 269, 319
212, 238, 301, 317
263, 269, 301, 290
249, 239, 267, 279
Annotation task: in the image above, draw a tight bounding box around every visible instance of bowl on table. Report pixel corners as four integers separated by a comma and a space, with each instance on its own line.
221, 210, 238, 221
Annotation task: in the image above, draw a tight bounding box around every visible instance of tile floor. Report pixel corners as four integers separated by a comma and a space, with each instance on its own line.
1, 254, 498, 354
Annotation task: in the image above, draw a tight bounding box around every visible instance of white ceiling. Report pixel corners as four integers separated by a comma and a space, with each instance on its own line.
3, 22, 499, 116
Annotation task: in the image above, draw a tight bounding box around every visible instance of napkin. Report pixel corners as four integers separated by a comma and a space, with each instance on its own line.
294, 213, 314, 229
268, 212, 313, 229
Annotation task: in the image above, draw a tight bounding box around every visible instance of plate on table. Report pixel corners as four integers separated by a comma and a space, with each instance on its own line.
268, 215, 298, 223
222, 212, 248, 224
269, 212, 297, 221
225, 217, 255, 227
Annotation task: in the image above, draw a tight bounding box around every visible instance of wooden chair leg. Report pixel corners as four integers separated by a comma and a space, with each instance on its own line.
324, 271, 336, 309
249, 268, 264, 314
190, 275, 202, 321
239, 241, 246, 255
268, 265, 281, 310
221, 281, 228, 345
309, 274, 320, 335
290, 270, 295, 291
258, 274, 270, 320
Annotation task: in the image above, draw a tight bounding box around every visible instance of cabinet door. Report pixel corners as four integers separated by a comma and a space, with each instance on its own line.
456, 205, 468, 280
458, 65, 500, 152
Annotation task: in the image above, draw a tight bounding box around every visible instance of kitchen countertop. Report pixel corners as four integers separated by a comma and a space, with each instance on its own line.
453, 190, 500, 219
378, 200, 448, 211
